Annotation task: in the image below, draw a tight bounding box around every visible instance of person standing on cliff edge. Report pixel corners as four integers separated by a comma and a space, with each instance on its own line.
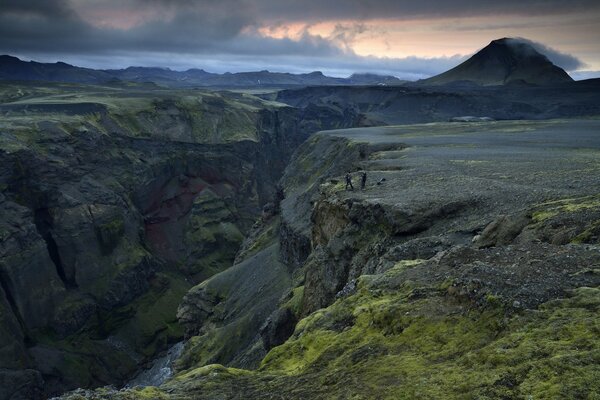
345, 173, 354, 190
360, 171, 367, 190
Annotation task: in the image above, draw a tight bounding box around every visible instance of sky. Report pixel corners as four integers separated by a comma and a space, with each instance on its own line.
1, 0, 600, 80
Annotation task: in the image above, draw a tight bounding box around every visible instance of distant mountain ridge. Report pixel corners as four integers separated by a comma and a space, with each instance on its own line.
0, 38, 576, 88
422, 38, 573, 86
0, 55, 405, 87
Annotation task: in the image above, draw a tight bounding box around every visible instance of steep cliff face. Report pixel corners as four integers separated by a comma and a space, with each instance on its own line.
173, 133, 370, 372
0, 83, 360, 399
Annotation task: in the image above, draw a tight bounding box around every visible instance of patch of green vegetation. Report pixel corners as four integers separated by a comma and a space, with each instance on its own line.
127, 386, 169, 399
284, 285, 305, 317
94, 217, 125, 254
538, 194, 600, 212
175, 363, 252, 381
570, 219, 600, 244
261, 278, 501, 376
183, 191, 245, 280
532, 209, 559, 222
86, 240, 151, 297
175, 312, 256, 372
236, 283, 598, 399
389, 258, 426, 272
172, 264, 598, 398
237, 217, 280, 261
532, 194, 600, 223
97, 271, 190, 357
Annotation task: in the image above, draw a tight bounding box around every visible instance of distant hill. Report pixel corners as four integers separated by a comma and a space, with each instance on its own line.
0, 55, 112, 83
422, 38, 574, 86
0, 55, 404, 87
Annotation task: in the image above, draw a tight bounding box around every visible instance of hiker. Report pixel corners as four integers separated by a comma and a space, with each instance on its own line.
345, 173, 354, 190
360, 171, 367, 190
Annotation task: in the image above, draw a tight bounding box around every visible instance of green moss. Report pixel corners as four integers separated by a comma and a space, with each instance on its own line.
86, 240, 151, 297
69, 280, 600, 399
250, 283, 599, 399
176, 311, 261, 372
532, 210, 558, 222
389, 259, 426, 272
261, 282, 503, 377
95, 217, 125, 254
175, 364, 252, 381
126, 386, 169, 399
183, 192, 245, 280
571, 219, 600, 244
32, 335, 139, 389
284, 286, 305, 316
99, 272, 190, 357
237, 217, 280, 261
534, 195, 600, 223
174, 94, 259, 143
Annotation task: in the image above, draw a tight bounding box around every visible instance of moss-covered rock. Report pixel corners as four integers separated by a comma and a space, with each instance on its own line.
149, 271, 600, 400
176, 243, 291, 371
521, 194, 600, 245
182, 189, 245, 282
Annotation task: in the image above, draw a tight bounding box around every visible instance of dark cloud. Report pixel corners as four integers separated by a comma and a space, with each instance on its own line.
132, 0, 600, 22
506, 38, 586, 70
0, 0, 597, 78
1, 0, 74, 18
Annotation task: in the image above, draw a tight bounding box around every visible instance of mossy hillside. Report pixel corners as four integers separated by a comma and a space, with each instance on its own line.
1, 83, 275, 145
98, 271, 190, 357
175, 95, 260, 143
133, 268, 600, 400
83, 240, 151, 299
283, 285, 305, 317
57, 385, 170, 400
234, 216, 280, 263
31, 332, 139, 391
176, 286, 599, 400
183, 190, 245, 281
532, 194, 600, 222
261, 277, 505, 378
175, 243, 291, 372
176, 312, 259, 372
96, 92, 261, 143
525, 194, 600, 244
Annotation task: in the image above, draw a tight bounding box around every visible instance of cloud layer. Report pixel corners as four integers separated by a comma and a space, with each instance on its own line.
1, 0, 598, 78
